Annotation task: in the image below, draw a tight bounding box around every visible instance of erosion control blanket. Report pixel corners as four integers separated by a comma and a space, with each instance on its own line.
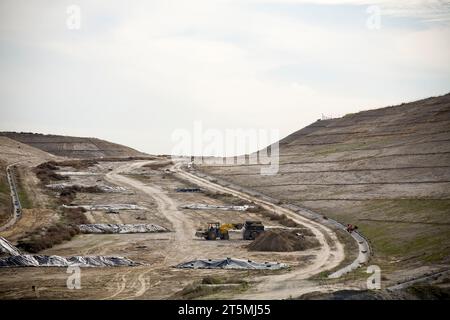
62, 204, 146, 211
46, 183, 127, 193
181, 204, 254, 211
0, 254, 138, 267
0, 237, 21, 256
79, 223, 169, 234
0, 236, 138, 267
175, 258, 287, 270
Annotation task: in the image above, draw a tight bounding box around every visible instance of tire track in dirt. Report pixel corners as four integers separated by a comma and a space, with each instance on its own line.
102, 161, 197, 299
172, 162, 346, 299
103, 160, 345, 299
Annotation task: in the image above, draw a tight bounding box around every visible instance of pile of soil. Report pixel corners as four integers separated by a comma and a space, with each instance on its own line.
247, 229, 319, 252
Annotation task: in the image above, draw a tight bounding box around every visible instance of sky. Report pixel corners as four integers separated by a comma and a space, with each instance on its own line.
0, 0, 449, 155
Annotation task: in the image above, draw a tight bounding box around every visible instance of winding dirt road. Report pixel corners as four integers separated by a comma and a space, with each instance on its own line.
103, 160, 350, 299
172, 161, 347, 299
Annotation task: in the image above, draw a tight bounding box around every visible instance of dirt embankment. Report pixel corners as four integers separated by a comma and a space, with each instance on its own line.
248, 229, 319, 252
0, 132, 147, 159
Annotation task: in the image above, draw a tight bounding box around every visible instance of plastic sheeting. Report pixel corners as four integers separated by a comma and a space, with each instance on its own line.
0, 237, 21, 256
62, 204, 146, 211
0, 236, 138, 268
175, 258, 287, 270
181, 204, 254, 211
79, 223, 169, 234
0, 254, 138, 267
46, 183, 127, 193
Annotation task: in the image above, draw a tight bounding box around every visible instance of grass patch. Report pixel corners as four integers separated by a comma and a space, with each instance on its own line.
0, 179, 8, 195
14, 167, 32, 209
358, 221, 450, 265
0, 164, 12, 225
17, 188, 32, 209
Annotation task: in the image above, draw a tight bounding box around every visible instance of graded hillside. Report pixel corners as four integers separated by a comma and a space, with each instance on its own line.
0, 136, 57, 165
0, 137, 58, 233
199, 93, 450, 272
0, 132, 147, 159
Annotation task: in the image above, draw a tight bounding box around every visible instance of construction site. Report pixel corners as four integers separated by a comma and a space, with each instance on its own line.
0, 94, 449, 300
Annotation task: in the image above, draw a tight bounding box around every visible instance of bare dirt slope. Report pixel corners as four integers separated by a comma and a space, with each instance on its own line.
0, 136, 59, 232
199, 93, 450, 280
0, 132, 147, 159
0, 136, 57, 165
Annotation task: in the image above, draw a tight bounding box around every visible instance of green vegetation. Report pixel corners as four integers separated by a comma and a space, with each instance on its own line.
297, 198, 450, 268
0, 179, 8, 194
363, 199, 450, 221
358, 221, 449, 264
0, 166, 12, 225
13, 168, 33, 209
315, 142, 368, 156
17, 187, 32, 209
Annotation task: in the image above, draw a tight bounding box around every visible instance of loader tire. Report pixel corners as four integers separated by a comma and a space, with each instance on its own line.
207, 231, 217, 240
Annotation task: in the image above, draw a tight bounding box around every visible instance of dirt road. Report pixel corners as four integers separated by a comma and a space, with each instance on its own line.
101, 160, 348, 299
101, 161, 200, 298
172, 161, 346, 299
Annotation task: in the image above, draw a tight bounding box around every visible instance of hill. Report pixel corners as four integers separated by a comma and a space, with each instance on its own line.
199, 93, 450, 271
0, 132, 147, 159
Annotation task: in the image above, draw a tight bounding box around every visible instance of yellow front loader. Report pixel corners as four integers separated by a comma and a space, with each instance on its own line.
195, 222, 242, 240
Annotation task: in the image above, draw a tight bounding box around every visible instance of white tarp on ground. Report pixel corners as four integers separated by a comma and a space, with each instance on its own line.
46, 183, 127, 193
0, 236, 138, 267
181, 204, 254, 211
175, 258, 288, 270
0, 254, 138, 267
58, 171, 100, 176
0, 237, 21, 256
62, 204, 146, 211
79, 223, 169, 234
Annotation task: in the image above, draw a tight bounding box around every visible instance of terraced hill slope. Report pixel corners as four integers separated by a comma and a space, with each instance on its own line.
0, 132, 146, 159
199, 93, 450, 272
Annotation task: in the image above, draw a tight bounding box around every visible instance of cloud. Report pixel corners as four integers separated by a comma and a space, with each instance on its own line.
240, 0, 450, 22
0, 0, 449, 154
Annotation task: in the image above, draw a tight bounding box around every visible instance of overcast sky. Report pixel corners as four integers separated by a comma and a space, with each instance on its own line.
1, 0, 449, 155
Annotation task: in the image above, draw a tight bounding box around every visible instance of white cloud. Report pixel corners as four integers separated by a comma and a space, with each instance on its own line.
0, 0, 449, 154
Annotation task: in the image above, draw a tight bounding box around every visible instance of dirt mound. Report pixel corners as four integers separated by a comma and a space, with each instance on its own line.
247, 229, 319, 252
34, 162, 68, 184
